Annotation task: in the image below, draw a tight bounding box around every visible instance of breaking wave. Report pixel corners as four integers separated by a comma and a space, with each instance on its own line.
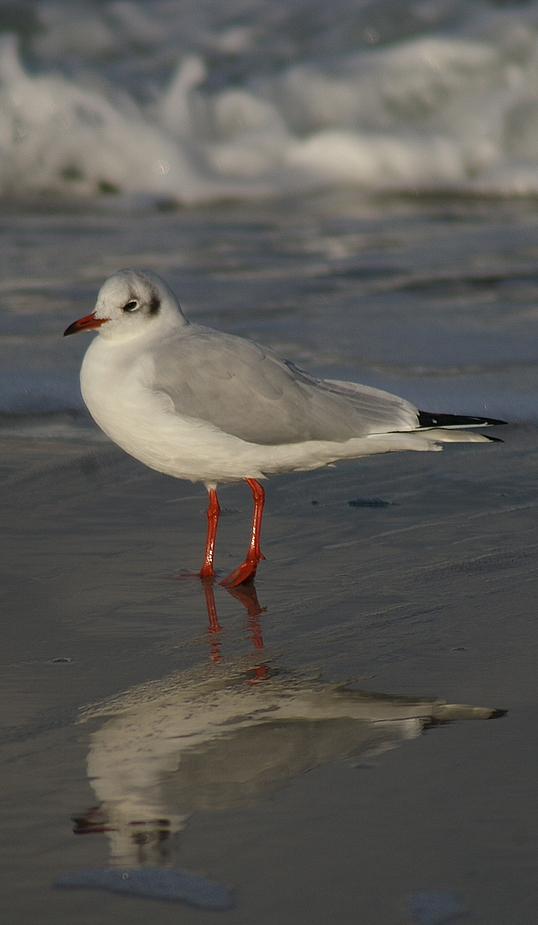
2, 1, 538, 203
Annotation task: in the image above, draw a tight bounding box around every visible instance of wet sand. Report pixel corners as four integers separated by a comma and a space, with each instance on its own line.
1, 421, 537, 924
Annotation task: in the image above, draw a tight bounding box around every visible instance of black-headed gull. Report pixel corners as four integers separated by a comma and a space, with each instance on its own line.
64, 268, 504, 587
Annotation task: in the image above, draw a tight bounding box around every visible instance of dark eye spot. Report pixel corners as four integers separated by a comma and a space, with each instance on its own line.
122, 300, 139, 313
149, 295, 161, 315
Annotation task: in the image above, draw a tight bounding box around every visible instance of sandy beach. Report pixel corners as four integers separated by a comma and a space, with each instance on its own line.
1, 416, 537, 924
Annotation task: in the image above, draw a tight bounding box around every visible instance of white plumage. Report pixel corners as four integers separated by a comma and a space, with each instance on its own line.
64, 268, 504, 587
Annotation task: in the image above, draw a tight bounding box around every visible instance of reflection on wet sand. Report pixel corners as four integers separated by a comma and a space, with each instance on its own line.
56, 581, 505, 906
202, 578, 266, 672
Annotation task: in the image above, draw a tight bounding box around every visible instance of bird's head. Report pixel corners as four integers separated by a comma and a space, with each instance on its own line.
63, 268, 188, 341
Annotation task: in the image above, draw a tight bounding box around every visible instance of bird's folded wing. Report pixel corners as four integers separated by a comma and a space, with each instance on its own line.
151, 325, 418, 445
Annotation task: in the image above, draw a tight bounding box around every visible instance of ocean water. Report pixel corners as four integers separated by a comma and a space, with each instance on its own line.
1, 192, 538, 443
1, 1, 538, 437
4, 0, 538, 201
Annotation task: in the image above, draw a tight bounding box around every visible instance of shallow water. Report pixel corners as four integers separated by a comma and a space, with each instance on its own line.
3, 191, 538, 427
1, 192, 538, 924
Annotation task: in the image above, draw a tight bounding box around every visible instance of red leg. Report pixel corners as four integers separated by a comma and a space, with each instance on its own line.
199, 487, 220, 579
220, 479, 266, 588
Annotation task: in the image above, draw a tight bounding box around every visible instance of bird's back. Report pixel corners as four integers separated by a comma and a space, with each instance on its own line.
152, 324, 419, 446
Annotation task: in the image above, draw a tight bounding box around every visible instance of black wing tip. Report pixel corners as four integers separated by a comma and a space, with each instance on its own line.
418, 411, 507, 429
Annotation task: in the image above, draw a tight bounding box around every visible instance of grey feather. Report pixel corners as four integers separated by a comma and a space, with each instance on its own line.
152, 325, 418, 445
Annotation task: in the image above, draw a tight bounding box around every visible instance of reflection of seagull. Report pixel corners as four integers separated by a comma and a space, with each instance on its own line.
74, 664, 505, 869
64, 269, 505, 587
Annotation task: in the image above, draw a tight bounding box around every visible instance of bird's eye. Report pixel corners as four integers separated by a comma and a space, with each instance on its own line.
122, 300, 139, 313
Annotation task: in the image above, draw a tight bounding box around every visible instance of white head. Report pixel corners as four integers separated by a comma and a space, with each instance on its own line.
64, 268, 188, 341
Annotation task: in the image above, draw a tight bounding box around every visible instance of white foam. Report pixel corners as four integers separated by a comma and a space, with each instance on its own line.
286, 129, 465, 186
2, 3, 538, 201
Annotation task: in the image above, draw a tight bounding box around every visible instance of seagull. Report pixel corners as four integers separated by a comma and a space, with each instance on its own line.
64, 268, 505, 588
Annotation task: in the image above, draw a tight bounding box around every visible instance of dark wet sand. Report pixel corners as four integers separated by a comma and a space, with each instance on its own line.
1, 423, 537, 924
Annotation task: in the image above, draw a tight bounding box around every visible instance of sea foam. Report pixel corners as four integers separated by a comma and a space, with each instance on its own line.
2, 1, 538, 202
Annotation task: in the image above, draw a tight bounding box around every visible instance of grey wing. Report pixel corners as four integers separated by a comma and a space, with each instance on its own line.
152, 325, 419, 445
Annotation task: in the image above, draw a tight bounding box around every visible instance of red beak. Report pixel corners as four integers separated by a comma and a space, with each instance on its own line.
63, 312, 107, 336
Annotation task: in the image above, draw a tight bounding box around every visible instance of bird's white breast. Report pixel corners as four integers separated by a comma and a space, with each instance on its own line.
80, 334, 271, 483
